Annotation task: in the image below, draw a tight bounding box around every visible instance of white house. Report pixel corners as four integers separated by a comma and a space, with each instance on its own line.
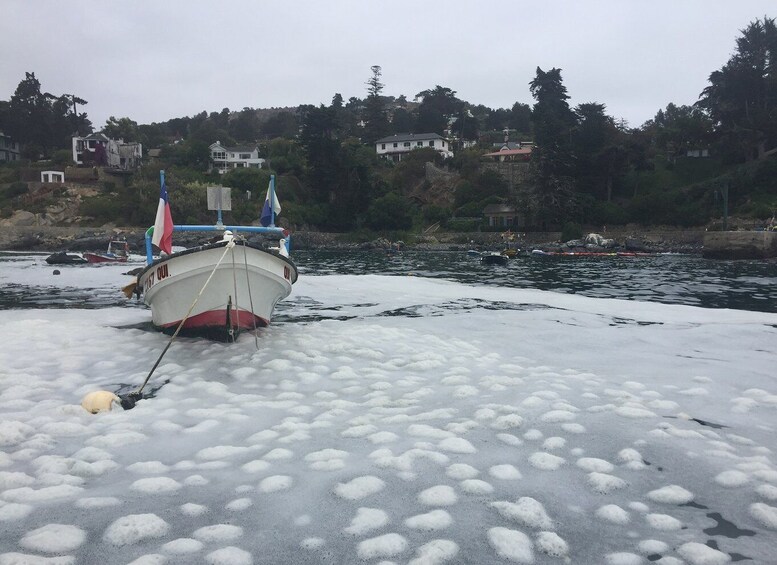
71, 133, 142, 169
209, 141, 265, 174
375, 133, 453, 162
40, 171, 65, 183
0, 131, 21, 162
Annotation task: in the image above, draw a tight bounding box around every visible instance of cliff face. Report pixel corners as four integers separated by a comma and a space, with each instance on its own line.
406, 163, 459, 208
1, 185, 99, 228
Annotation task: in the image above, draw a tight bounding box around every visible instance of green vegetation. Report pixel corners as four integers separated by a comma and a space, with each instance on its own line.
1, 17, 776, 234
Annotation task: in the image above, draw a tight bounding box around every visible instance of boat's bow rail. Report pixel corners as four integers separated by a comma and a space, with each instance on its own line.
144, 224, 291, 266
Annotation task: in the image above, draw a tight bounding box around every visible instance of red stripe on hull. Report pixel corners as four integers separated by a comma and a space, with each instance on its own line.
159, 309, 269, 331
84, 254, 128, 263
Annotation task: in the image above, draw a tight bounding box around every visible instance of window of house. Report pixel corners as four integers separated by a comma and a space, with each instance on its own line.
404, 142, 411, 147
239, 153, 251, 159
213, 151, 226, 160
428, 141, 434, 147
393, 142, 398, 148
416, 141, 423, 146
381, 144, 386, 149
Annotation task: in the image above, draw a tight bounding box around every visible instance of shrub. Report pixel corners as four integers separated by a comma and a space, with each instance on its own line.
80, 195, 123, 223
365, 192, 415, 231
51, 149, 73, 167
2, 182, 28, 199
561, 222, 583, 241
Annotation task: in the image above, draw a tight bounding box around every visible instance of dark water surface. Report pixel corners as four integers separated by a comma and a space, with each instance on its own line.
2, 250, 776, 313
295, 250, 777, 313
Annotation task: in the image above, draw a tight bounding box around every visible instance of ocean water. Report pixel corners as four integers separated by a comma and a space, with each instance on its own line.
294, 250, 777, 313
0, 250, 776, 564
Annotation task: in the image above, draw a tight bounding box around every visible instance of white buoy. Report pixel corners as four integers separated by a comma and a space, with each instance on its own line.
81, 391, 121, 414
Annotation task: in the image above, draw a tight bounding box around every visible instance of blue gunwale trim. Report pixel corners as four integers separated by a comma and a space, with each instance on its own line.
145, 224, 290, 265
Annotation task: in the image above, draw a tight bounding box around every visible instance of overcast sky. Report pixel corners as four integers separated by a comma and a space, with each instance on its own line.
2, 1, 774, 131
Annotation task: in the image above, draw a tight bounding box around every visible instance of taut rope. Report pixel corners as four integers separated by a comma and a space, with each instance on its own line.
127, 239, 237, 403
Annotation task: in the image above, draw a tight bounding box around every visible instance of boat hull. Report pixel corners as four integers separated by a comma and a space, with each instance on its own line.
84, 253, 128, 264
137, 240, 296, 340
45, 252, 87, 265
481, 253, 508, 266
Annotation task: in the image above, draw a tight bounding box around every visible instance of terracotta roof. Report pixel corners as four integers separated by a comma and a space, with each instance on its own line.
482, 148, 533, 157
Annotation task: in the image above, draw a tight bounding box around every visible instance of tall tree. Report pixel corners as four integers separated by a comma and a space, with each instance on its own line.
3, 72, 54, 156
697, 17, 777, 161
414, 86, 462, 134
644, 103, 713, 163
573, 102, 629, 202
390, 107, 414, 134
299, 104, 341, 203
260, 111, 300, 139
59, 94, 91, 137
103, 116, 140, 142
529, 67, 577, 226
363, 65, 389, 144
483, 107, 511, 132
509, 102, 533, 135
0, 73, 92, 157
229, 107, 260, 143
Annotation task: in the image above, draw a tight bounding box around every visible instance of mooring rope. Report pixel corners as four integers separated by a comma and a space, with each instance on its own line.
131, 239, 237, 398
230, 244, 241, 342
242, 239, 260, 350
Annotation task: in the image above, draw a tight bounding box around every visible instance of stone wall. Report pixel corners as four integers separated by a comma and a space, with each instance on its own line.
703, 231, 777, 259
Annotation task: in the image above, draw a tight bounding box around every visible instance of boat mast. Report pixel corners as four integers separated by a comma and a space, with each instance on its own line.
268, 174, 276, 227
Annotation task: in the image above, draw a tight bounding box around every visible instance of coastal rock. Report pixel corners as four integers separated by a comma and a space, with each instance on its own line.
0, 210, 37, 227
624, 238, 648, 252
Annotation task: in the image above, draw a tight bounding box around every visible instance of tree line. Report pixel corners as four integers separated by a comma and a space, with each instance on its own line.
1, 17, 775, 232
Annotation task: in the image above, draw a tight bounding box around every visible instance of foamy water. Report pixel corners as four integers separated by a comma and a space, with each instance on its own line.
0, 256, 776, 563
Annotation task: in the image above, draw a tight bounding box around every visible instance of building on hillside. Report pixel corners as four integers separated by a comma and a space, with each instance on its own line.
482, 145, 533, 163
0, 131, 21, 162
375, 133, 453, 162
40, 171, 65, 183
481, 143, 534, 194
483, 203, 523, 229
209, 141, 265, 174
72, 132, 109, 165
490, 141, 535, 151
71, 133, 142, 170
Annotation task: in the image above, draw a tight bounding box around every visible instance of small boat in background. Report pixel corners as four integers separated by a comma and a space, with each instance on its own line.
85, 240, 130, 263
480, 251, 509, 266
45, 251, 87, 265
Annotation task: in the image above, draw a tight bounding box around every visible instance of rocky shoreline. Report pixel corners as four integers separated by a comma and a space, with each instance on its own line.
0, 225, 705, 255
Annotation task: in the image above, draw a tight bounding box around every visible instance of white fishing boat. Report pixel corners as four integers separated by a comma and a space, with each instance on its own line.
133, 172, 297, 341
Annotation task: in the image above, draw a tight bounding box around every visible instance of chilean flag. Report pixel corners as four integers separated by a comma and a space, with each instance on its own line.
152, 171, 173, 254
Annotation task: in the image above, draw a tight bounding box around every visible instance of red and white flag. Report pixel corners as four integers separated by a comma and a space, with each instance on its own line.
152, 173, 173, 254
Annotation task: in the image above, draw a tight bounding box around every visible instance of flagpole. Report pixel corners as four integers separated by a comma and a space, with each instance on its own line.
269, 174, 276, 227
